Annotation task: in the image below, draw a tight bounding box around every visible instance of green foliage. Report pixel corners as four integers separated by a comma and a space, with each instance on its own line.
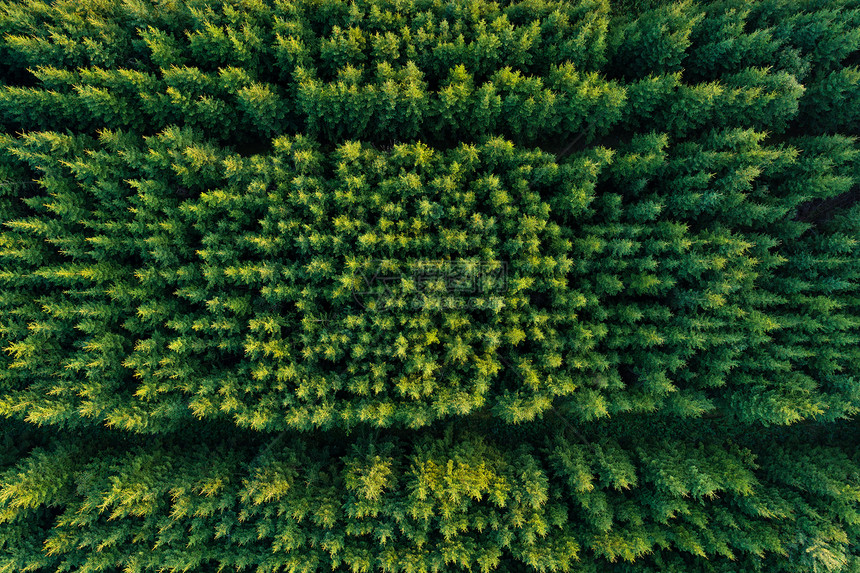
0, 0, 859, 571
797, 67, 860, 134
606, 0, 705, 81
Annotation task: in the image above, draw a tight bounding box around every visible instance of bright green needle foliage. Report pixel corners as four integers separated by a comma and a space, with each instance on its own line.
0, 0, 858, 571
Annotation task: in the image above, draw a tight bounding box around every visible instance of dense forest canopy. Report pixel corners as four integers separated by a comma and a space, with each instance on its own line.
0, 0, 858, 571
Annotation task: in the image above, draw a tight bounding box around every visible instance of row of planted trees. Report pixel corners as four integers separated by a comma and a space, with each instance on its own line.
1, 416, 858, 573
1, 0, 858, 144
0, 127, 857, 431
